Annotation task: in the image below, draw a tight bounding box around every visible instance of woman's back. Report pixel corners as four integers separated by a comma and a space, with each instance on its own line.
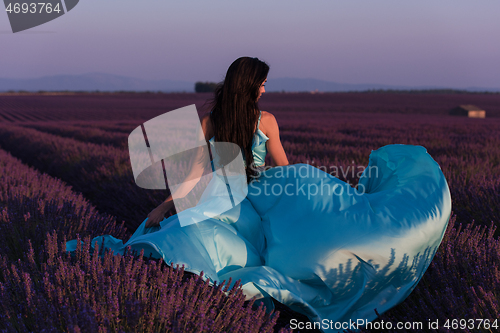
201, 110, 288, 169
208, 111, 268, 168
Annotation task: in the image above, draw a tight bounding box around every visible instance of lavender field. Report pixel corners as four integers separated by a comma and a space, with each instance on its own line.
0, 92, 499, 332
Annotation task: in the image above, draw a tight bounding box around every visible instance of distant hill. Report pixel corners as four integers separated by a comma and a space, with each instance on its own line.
0, 73, 194, 92
0, 73, 498, 93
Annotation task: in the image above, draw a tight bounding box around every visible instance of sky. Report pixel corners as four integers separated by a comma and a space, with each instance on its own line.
1, 0, 500, 89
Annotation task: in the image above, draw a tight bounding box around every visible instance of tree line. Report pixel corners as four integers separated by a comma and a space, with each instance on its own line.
195, 81, 218, 93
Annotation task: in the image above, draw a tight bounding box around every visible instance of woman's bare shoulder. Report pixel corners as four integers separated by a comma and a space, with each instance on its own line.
259, 111, 280, 138
261, 110, 276, 121
260, 111, 278, 129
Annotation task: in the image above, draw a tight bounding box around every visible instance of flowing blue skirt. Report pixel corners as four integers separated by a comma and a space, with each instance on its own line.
67, 144, 451, 332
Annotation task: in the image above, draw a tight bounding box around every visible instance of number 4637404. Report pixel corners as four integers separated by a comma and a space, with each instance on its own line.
6, 3, 62, 14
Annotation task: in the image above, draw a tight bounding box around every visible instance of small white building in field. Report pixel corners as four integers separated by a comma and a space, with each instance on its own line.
449, 105, 486, 118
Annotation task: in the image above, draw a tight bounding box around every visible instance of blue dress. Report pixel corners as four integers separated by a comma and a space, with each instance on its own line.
66, 115, 451, 332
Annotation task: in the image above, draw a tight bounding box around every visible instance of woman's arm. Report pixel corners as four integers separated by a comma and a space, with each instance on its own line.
263, 112, 289, 166
146, 113, 213, 227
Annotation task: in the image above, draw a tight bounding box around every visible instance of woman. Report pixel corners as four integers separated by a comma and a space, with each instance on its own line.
145, 56, 288, 228
67, 57, 451, 332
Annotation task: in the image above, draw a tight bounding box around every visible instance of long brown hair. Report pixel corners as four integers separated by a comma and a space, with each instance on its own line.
209, 57, 270, 183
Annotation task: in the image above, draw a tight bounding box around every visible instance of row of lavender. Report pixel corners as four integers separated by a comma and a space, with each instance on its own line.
1, 108, 499, 331
14, 111, 500, 232
0, 93, 212, 123
1, 128, 499, 332
1, 93, 500, 123
0, 148, 287, 332
275, 112, 500, 228
0, 147, 128, 262
0, 124, 164, 232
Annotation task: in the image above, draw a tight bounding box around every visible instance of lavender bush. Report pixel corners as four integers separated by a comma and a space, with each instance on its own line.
71, 121, 141, 134
22, 121, 130, 149
0, 232, 290, 332
0, 148, 128, 262
0, 125, 166, 231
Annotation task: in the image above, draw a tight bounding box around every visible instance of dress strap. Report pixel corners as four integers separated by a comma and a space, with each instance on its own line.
256, 111, 262, 130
